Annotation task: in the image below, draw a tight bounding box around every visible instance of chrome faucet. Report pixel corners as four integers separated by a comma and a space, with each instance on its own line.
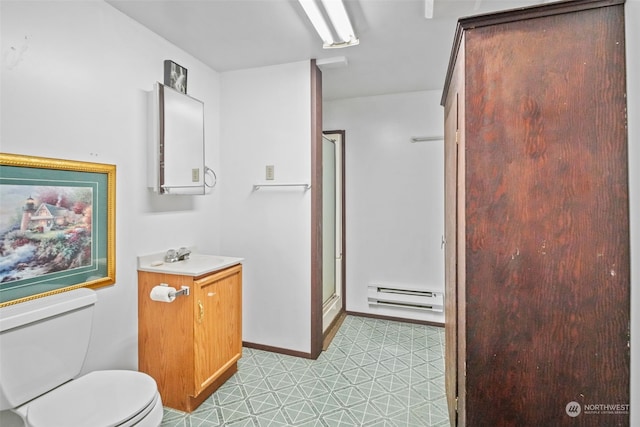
164, 247, 191, 263
177, 247, 191, 261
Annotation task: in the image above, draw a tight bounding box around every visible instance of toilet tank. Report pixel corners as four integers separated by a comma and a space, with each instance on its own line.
0, 288, 97, 410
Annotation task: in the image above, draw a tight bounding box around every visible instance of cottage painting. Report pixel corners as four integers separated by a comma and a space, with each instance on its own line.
0, 184, 93, 284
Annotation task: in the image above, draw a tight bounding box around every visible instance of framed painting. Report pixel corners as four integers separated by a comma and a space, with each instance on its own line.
0, 153, 116, 307
164, 59, 188, 94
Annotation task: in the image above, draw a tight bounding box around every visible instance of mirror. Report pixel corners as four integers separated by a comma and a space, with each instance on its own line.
148, 82, 205, 195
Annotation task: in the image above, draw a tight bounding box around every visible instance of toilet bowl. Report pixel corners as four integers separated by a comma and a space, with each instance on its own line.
0, 289, 163, 427
12, 371, 163, 427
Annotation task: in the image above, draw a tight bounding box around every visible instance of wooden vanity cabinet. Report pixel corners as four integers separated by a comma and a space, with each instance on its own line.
138, 264, 242, 412
442, 1, 629, 426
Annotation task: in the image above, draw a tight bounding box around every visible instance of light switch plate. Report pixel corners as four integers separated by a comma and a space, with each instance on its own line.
266, 165, 275, 180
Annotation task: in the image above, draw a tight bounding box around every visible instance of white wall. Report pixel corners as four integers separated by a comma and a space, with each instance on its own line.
219, 61, 313, 354
626, 0, 639, 422
324, 90, 445, 324
0, 1, 222, 372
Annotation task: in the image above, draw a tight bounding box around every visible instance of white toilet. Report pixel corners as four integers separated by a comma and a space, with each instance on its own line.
0, 288, 163, 427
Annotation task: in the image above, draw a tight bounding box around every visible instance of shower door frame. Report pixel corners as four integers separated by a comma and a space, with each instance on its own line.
321, 130, 346, 334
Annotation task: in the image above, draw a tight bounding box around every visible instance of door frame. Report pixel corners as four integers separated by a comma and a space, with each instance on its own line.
322, 130, 346, 336
310, 59, 347, 358
310, 60, 323, 358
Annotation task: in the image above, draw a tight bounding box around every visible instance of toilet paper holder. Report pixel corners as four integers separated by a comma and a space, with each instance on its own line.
170, 286, 190, 298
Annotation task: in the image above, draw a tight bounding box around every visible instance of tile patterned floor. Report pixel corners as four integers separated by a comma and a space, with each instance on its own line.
160, 315, 449, 426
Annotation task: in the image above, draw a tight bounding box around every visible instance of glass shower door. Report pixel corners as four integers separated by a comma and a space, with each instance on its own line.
322, 133, 343, 332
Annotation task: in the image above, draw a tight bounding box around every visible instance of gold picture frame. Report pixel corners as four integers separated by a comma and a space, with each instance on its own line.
0, 153, 116, 307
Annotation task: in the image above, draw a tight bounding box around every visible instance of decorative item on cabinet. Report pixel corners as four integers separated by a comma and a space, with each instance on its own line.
147, 82, 217, 195
441, 1, 629, 426
138, 263, 242, 412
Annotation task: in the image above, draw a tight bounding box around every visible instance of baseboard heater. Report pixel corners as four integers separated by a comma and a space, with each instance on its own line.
367, 285, 444, 312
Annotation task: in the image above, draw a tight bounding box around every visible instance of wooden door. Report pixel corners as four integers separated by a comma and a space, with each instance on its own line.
193, 265, 243, 394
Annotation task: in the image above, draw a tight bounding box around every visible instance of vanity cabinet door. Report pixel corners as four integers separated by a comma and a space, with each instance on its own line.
193, 265, 242, 395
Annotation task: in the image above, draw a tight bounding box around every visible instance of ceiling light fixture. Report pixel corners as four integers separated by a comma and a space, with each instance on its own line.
298, 0, 359, 49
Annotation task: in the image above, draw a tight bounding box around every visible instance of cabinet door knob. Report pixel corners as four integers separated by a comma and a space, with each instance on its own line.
197, 300, 204, 323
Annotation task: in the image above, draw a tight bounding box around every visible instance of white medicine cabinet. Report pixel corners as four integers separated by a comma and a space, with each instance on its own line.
148, 82, 206, 195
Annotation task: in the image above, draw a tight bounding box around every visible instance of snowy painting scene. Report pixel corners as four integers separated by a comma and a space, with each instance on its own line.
0, 185, 94, 284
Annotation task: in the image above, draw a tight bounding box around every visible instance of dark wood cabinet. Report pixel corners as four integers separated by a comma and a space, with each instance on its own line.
441, 1, 629, 426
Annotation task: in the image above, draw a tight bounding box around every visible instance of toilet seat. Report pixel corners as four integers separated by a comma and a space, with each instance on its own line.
23, 370, 161, 427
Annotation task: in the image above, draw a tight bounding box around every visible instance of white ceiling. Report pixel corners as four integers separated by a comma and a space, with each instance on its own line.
107, 0, 546, 101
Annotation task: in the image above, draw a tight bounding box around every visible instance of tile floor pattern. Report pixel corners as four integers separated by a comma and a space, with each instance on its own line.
160, 315, 449, 427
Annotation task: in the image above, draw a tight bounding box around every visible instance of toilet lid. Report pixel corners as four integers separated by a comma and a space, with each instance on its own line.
27, 370, 158, 427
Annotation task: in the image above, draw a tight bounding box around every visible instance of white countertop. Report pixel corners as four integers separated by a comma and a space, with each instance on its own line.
137, 252, 243, 276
